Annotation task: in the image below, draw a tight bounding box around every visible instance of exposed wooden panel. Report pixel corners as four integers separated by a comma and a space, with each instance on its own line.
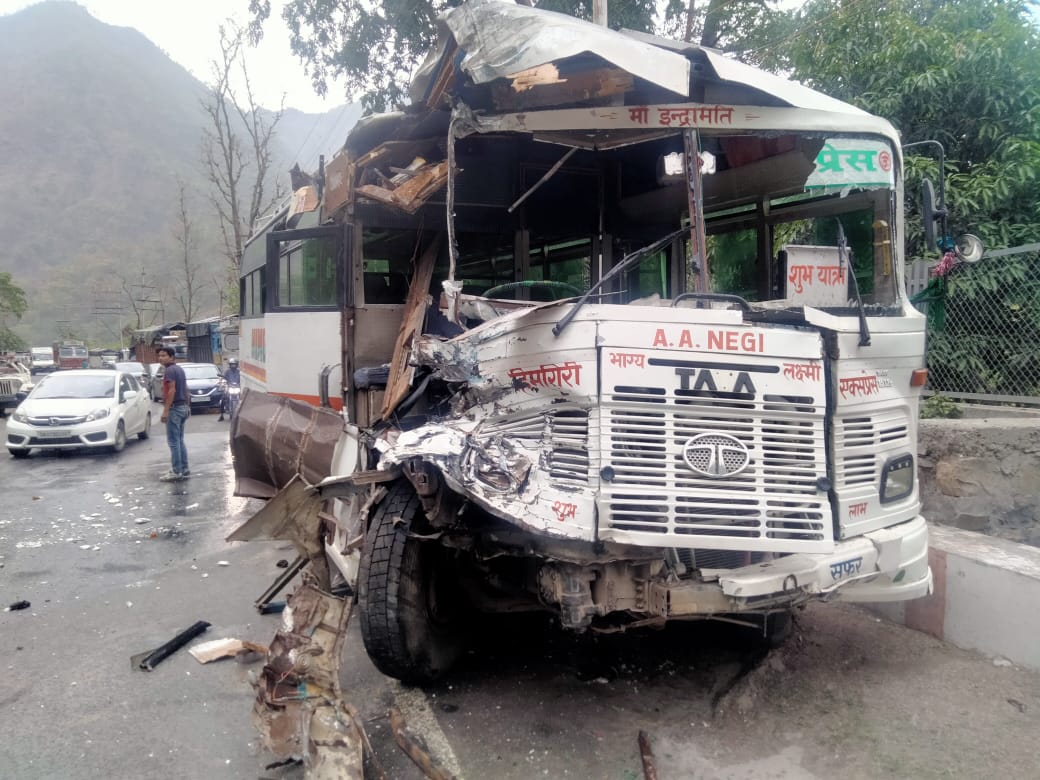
381, 235, 442, 419
491, 67, 633, 111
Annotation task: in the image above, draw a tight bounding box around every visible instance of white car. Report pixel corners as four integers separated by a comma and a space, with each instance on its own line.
5, 369, 152, 458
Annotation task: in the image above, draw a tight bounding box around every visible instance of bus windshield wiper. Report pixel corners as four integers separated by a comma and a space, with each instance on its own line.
553, 227, 688, 337
836, 220, 871, 347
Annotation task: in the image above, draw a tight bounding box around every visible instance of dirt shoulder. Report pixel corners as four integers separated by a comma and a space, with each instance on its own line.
701, 602, 1040, 779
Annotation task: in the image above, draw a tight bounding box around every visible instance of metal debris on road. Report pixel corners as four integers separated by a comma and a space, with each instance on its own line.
133, 620, 211, 671
251, 582, 367, 778
638, 730, 658, 780
389, 707, 457, 780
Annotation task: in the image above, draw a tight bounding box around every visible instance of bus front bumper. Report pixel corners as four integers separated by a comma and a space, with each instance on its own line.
658, 516, 933, 615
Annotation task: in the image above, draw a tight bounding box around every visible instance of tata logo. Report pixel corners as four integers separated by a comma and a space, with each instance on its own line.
675, 367, 756, 395
682, 433, 751, 478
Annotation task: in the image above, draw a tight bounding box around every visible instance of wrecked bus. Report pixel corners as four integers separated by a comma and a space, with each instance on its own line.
231, 0, 932, 689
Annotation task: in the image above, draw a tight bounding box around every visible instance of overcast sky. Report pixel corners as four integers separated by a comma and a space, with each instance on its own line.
0, 0, 346, 113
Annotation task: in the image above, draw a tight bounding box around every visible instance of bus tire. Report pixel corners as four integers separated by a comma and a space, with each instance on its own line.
357, 480, 468, 684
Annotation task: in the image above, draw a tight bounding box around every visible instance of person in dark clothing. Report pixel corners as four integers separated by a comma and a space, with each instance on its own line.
218, 358, 240, 422
157, 346, 190, 481
223, 358, 240, 385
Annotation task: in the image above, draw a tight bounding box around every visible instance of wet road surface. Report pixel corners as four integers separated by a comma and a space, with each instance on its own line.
0, 406, 290, 779
2, 406, 1039, 779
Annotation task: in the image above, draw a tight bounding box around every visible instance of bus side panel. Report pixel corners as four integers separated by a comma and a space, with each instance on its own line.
241, 312, 343, 408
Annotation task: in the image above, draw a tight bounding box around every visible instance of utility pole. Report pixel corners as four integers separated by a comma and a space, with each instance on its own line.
93, 284, 125, 348
130, 271, 163, 329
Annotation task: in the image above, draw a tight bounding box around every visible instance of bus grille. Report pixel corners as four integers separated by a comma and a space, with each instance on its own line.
835, 411, 910, 488
476, 407, 590, 488
599, 367, 832, 552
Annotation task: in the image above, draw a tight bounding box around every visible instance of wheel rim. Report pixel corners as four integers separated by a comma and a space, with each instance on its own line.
114, 423, 126, 451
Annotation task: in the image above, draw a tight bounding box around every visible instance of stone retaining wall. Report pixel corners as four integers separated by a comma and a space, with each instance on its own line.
918, 418, 1040, 547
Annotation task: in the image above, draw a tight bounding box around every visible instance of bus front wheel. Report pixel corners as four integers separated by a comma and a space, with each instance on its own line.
357, 480, 469, 684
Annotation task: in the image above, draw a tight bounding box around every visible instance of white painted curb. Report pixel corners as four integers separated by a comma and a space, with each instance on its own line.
868, 524, 1040, 671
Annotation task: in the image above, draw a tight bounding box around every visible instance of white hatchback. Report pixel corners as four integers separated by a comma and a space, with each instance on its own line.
5, 369, 152, 458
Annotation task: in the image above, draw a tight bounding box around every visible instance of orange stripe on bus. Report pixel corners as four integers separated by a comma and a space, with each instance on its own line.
242, 361, 266, 382
272, 392, 344, 411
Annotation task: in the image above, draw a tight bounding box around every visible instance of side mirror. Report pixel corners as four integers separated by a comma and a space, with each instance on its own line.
955, 234, 984, 263
921, 178, 947, 251
15, 390, 28, 402
123, 390, 138, 402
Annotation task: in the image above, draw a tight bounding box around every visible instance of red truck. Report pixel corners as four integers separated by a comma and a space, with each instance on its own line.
52, 340, 88, 370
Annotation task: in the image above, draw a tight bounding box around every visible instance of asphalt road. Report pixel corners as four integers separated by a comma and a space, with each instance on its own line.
2, 403, 1039, 779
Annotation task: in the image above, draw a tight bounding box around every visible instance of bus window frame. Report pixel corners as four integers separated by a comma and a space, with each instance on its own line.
265, 225, 345, 313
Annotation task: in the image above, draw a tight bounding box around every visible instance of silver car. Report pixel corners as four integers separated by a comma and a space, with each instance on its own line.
112, 361, 150, 390
5, 370, 152, 458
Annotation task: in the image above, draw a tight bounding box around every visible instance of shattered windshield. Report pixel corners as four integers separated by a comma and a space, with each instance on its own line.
432, 128, 900, 314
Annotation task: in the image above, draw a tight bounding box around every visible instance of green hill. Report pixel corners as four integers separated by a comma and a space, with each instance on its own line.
0, 1, 359, 346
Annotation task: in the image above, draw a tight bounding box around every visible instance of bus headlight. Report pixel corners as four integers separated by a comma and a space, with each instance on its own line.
880, 454, 914, 503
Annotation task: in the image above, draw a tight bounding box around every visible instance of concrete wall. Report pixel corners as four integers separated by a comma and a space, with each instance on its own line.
871, 525, 1040, 671
870, 418, 1040, 669
918, 418, 1040, 547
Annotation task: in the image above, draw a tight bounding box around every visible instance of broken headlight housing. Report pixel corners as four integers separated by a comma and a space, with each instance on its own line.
880, 454, 914, 503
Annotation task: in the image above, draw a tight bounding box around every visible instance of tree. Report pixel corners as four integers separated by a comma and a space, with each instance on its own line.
203, 21, 285, 309
768, 0, 1040, 399
248, 0, 657, 114
0, 271, 28, 351
117, 267, 163, 331
769, 0, 1040, 261
659, 0, 791, 52
173, 181, 204, 322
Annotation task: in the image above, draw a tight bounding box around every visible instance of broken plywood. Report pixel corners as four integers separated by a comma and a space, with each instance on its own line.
324, 152, 354, 216
357, 161, 449, 215
492, 66, 634, 111
381, 236, 442, 420
188, 638, 268, 664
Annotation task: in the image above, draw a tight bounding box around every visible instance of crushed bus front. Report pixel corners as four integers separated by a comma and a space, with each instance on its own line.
229, 0, 934, 707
